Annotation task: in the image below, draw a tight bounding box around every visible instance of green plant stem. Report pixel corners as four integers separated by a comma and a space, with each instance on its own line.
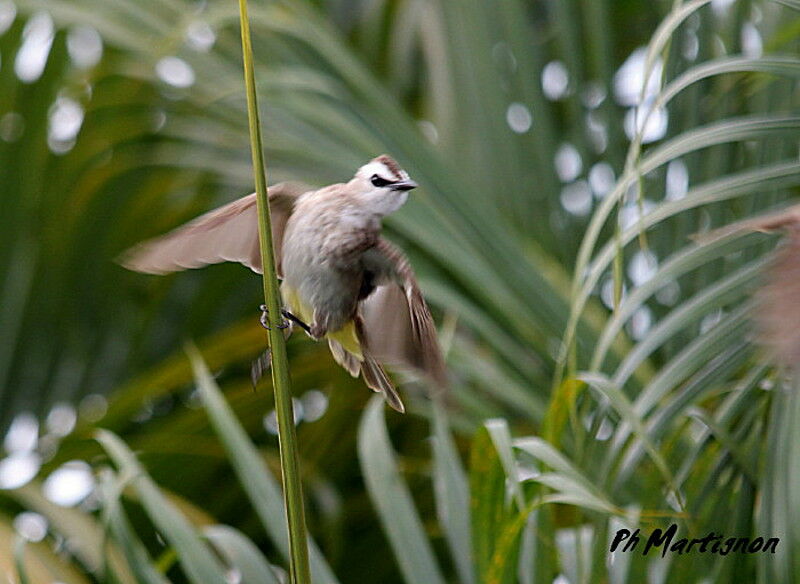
236, 1, 311, 583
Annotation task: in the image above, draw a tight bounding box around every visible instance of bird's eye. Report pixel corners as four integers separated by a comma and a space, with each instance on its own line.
371, 174, 392, 188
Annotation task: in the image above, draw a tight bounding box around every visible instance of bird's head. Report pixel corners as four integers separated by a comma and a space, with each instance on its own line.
350, 154, 417, 215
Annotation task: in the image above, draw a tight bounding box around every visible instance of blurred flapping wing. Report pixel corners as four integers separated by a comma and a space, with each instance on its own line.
119, 182, 309, 276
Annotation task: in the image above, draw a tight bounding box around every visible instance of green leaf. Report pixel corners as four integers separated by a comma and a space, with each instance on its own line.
578, 373, 682, 512
612, 262, 763, 386
686, 407, 758, 483
204, 525, 282, 584
10, 484, 137, 584
514, 437, 617, 515
358, 397, 447, 584
431, 401, 474, 584
774, 0, 800, 10
186, 345, 339, 584
485, 419, 525, 509
590, 233, 767, 370
638, 0, 713, 108
95, 430, 230, 584
760, 375, 800, 581
97, 470, 172, 584
470, 425, 522, 584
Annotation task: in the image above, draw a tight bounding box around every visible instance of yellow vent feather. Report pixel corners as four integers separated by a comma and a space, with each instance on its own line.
281, 283, 363, 360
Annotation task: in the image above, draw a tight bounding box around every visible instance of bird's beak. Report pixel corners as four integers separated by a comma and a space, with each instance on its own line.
391, 180, 418, 192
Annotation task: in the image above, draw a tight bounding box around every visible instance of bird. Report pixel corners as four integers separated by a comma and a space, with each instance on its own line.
692, 204, 800, 370
119, 155, 447, 412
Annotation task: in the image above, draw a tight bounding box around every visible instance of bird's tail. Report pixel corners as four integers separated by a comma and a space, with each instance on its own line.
361, 355, 405, 413
351, 315, 405, 413
330, 337, 405, 413
328, 339, 361, 377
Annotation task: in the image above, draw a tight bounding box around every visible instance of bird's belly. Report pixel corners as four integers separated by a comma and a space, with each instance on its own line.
280, 281, 314, 326
281, 280, 362, 359
281, 221, 365, 353
283, 244, 364, 319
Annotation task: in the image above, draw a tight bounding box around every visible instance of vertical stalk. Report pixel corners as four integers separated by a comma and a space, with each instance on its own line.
236, 2, 312, 583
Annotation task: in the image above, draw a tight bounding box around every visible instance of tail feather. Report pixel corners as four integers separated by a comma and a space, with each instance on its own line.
361, 356, 405, 413
328, 339, 360, 377
353, 314, 406, 412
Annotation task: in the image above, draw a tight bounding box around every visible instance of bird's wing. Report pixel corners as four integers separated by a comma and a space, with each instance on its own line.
359, 238, 447, 388
119, 182, 309, 276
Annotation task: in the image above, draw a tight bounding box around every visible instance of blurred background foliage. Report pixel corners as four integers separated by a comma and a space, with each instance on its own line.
1, 0, 800, 582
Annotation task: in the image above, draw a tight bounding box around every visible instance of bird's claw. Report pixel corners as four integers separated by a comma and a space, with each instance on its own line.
259, 304, 290, 330
281, 309, 312, 334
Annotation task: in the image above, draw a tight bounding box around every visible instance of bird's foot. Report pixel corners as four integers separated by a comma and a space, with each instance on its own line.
259, 304, 313, 333
280, 309, 312, 335
259, 304, 291, 330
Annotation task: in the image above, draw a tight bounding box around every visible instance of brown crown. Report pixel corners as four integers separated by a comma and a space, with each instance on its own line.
373, 154, 404, 179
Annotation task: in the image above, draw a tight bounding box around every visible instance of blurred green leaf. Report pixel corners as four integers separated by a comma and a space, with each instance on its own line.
204, 525, 282, 584
358, 397, 446, 584
96, 430, 230, 584
469, 426, 522, 584
187, 344, 339, 584
97, 470, 172, 584
431, 401, 474, 584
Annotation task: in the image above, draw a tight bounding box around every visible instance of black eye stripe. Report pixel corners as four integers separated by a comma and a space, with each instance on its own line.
371, 174, 393, 188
